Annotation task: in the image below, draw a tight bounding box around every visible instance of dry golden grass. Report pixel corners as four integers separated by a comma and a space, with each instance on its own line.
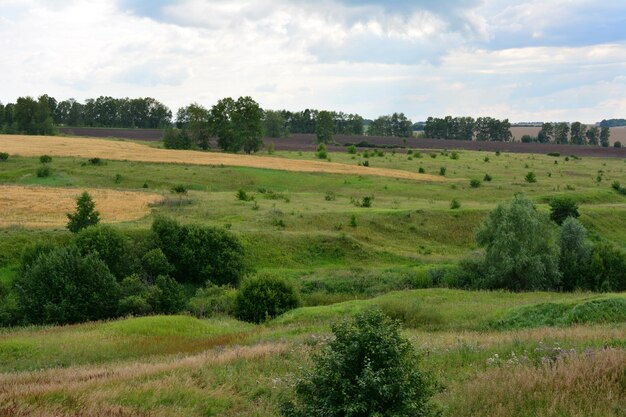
0, 135, 450, 182
444, 348, 626, 417
0, 185, 163, 228
0, 343, 287, 417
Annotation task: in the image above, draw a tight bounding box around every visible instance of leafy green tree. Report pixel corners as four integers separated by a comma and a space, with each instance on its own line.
235, 275, 299, 323
549, 196, 580, 225
600, 126, 610, 147
316, 111, 335, 144
151, 217, 247, 286
163, 128, 192, 149
569, 122, 586, 145
13, 96, 39, 134
67, 191, 100, 233
558, 217, 592, 291
554, 122, 570, 144
177, 103, 212, 149
73, 225, 133, 279
141, 248, 174, 282
588, 243, 626, 291
15, 245, 120, 324
233, 96, 264, 153
474, 195, 561, 290
282, 308, 439, 417
264, 110, 288, 138
586, 125, 600, 145
537, 122, 554, 143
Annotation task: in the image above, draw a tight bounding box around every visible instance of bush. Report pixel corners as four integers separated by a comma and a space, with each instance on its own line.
235, 275, 299, 323
559, 217, 592, 291
549, 196, 580, 225
474, 195, 561, 291
324, 191, 336, 201
611, 181, 621, 191
547, 152, 561, 157
316, 143, 328, 159
0, 152, 8, 161
141, 248, 174, 281
39, 155, 52, 164
67, 191, 100, 233
87, 157, 103, 165
73, 225, 133, 279
418, 167, 425, 174
153, 275, 187, 314
525, 171, 537, 183
15, 245, 120, 325
282, 309, 439, 417
439, 167, 446, 176
347, 144, 357, 154
615, 141, 622, 148
469, 179, 481, 188
163, 128, 192, 149
588, 243, 626, 292
151, 217, 247, 286
483, 173, 492, 182
236, 189, 254, 201
450, 151, 459, 160
450, 199, 461, 209
36, 165, 51, 178
188, 283, 237, 317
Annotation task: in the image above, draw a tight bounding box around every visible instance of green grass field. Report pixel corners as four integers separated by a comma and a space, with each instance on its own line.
0, 139, 625, 416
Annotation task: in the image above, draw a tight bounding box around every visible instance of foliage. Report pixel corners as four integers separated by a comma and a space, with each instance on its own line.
549, 196, 580, 225
163, 128, 192, 149
0, 152, 8, 161
264, 110, 288, 138
347, 144, 357, 154
235, 275, 299, 323
368, 113, 413, 138
15, 245, 120, 325
315, 111, 335, 144
36, 165, 51, 178
439, 167, 446, 176
316, 143, 328, 159
524, 171, 537, 183
151, 217, 247, 286
187, 282, 237, 317
39, 155, 52, 164
66, 191, 100, 233
483, 173, 492, 182
237, 189, 254, 201
450, 199, 461, 209
588, 243, 626, 292
473, 195, 561, 291
558, 218, 592, 291
282, 308, 439, 417
141, 248, 174, 281
73, 225, 133, 279
469, 179, 481, 188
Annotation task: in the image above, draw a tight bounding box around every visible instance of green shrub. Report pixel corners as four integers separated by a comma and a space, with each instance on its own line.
36, 165, 51, 178
235, 275, 299, 323
163, 128, 192, 149
350, 214, 357, 228
15, 245, 120, 325
549, 196, 579, 225
469, 179, 481, 188
439, 167, 446, 176
558, 217, 592, 291
525, 171, 537, 183
153, 275, 187, 314
615, 141, 622, 148
547, 152, 560, 157
87, 157, 103, 165
73, 225, 133, 279
141, 248, 174, 281
171, 185, 188, 195
39, 155, 52, 164
316, 143, 328, 159
483, 173, 492, 182
611, 181, 621, 191
347, 144, 357, 154
484, 156, 490, 162
151, 217, 247, 286
418, 167, 425, 174
0, 152, 8, 161
119, 295, 153, 316
361, 160, 370, 167
324, 191, 336, 201
236, 189, 254, 201
450, 151, 459, 160
282, 309, 439, 417
188, 283, 237, 317
67, 191, 100, 233
450, 199, 461, 209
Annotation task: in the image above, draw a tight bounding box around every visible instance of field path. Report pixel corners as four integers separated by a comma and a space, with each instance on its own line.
0, 135, 449, 182
0, 185, 163, 228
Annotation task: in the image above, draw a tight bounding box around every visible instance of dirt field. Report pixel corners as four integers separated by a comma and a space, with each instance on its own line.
0, 135, 449, 182
0, 185, 163, 228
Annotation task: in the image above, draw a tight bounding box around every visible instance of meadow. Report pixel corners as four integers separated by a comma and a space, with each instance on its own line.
0, 134, 625, 416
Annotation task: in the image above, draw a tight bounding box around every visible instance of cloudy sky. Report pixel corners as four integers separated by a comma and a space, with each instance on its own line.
1, 0, 625, 123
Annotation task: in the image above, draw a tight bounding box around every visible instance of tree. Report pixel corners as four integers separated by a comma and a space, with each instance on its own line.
558, 217, 592, 291
264, 110, 288, 138
600, 126, 610, 147
151, 217, 247, 286
232, 96, 264, 153
163, 128, 192, 149
569, 122, 586, 145
282, 309, 439, 417
474, 195, 561, 291
554, 122, 570, 144
235, 275, 299, 323
586, 125, 600, 146
15, 245, 120, 325
13, 96, 39, 134
67, 191, 100, 233
549, 196, 580, 225
178, 103, 213, 149
73, 225, 133, 279
537, 122, 554, 143
315, 111, 334, 144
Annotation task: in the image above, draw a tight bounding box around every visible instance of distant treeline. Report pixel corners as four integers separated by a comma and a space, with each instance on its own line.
599, 119, 626, 128
526, 122, 612, 147
424, 116, 513, 142
0, 94, 415, 139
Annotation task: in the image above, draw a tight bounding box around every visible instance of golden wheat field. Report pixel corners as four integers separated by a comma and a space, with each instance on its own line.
0, 135, 449, 182
0, 185, 163, 228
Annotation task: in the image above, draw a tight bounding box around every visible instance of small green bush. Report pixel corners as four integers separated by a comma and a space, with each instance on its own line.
549, 196, 579, 225
547, 152, 560, 157
188, 283, 237, 317
615, 141, 622, 148
316, 143, 327, 159
39, 155, 52, 164
439, 167, 447, 176
88, 157, 103, 165
484, 156, 490, 163
470, 179, 481, 188
450, 199, 461, 209
324, 191, 336, 201
0, 152, 8, 161
450, 151, 459, 160
282, 309, 439, 417
236, 189, 254, 201
235, 275, 299, 323
483, 173, 492, 182
611, 181, 621, 191
347, 144, 357, 154
418, 167, 425, 174
36, 165, 51, 178
525, 171, 537, 183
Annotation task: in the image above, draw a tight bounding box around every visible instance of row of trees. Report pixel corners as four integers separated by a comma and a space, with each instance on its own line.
424, 116, 513, 141
532, 122, 611, 146
263, 109, 365, 138
0, 95, 56, 135
458, 195, 626, 292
